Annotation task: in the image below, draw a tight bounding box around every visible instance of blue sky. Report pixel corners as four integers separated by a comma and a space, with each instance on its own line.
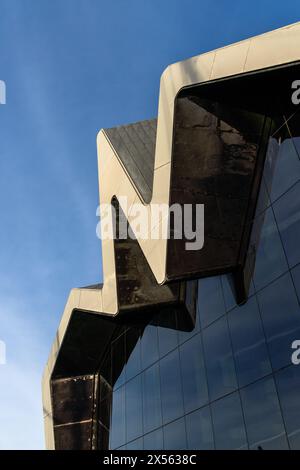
0, 0, 299, 450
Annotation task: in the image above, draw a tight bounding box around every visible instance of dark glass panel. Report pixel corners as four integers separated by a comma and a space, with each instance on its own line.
252, 207, 288, 291
288, 109, 300, 160
179, 334, 208, 413
125, 375, 143, 442
241, 377, 288, 450
99, 352, 111, 397
220, 274, 237, 312
143, 428, 163, 450
111, 332, 126, 390
99, 394, 111, 431
202, 316, 237, 401
228, 297, 271, 387
109, 385, 125, 449
197, 276, 225, 328
163, 418, 187, 450
273, 181, 300, 269
160, 349, 184, 424
178, 281, 200, 345
185, 407, 214, 450
157, 312, 178, 357
211, 392, 247, 449
142, 363, 162, 433
97, 423, 109, 450
276, 366, 300, 449
125, 327, 141, 381
255, 176, 270, 216
140, 324, 159, 370
291, 263, 300, 302
257, 273, 300, 370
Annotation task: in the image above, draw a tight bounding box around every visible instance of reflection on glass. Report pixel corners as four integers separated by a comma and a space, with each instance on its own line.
220, 274, 236, 312
273, 181, 300, 268
180, 334, 208, 413
126, 438, 143, 450
198, 276, 225, 328
160, 349, 184, 424
125, 375, 143, 442
257, 273, 300, 370
241, 376, 288, 449
211, 392, 247, 449
185, 406, 214, 450
265, 136, 300, 202
142, 363, 162, 433
110, 385, 125, 449
291, 264, 300, 302
252, 207, 288, 291
111, 333, 126, 390
178, 282, 200, 344
228, 297, 271, 387
202, 316, 237, 401
276, 366, 300, 449
163, 418, 187, 450
255, 177, 270, 216
143, 428, 163, 450
125, 327, 141, 381
157, 312, 178, 358
140, 325, 159, 370
292, 136, 300, 159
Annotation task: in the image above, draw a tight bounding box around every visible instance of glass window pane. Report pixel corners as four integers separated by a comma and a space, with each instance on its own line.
240, 376, 288, 450
160, 349, 184, 424
142, 363, 162, 433
157, 311, 178, 357
202, 316, 237, 401
211, 392, 247, 450
220, 274, 237, 312
262, 135, 279, 199
265, 136, 300, 202
185, 406, 214, 450
273, 181, 300, 268
289, 109, 300, 159
292, 264, 300, 302
265, 127, 300, 202
180, 334, 208, 413
143, 428, 163, 450
163, 417, 187, 450
110, 385, 125, 449
255, 177, 270, 216
126, 438, 143, 450
125, 327, 141, 381
252, 207, 288, 291
198, 276, 225, 328
257, 273, 300, 370
140, 324, 159, 370
228, 297, 271, 387
276, 366, 300, 449
125, 375, 143, 442
111, 333, 126, 390
178, 281, 200, 344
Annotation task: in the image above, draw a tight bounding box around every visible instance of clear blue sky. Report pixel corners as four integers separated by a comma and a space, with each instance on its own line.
0, 0, 299, 450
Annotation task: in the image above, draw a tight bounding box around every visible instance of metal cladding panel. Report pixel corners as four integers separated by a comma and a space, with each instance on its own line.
105, 119, 157, 203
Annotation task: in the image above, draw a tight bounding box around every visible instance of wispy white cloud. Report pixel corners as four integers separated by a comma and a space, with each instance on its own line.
0, 292, 48, 449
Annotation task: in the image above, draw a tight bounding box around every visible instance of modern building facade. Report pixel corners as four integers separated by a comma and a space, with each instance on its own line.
43, 22, 300, 450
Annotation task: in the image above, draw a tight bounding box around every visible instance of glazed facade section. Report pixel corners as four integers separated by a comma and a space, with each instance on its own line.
103, 111, 300, 450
